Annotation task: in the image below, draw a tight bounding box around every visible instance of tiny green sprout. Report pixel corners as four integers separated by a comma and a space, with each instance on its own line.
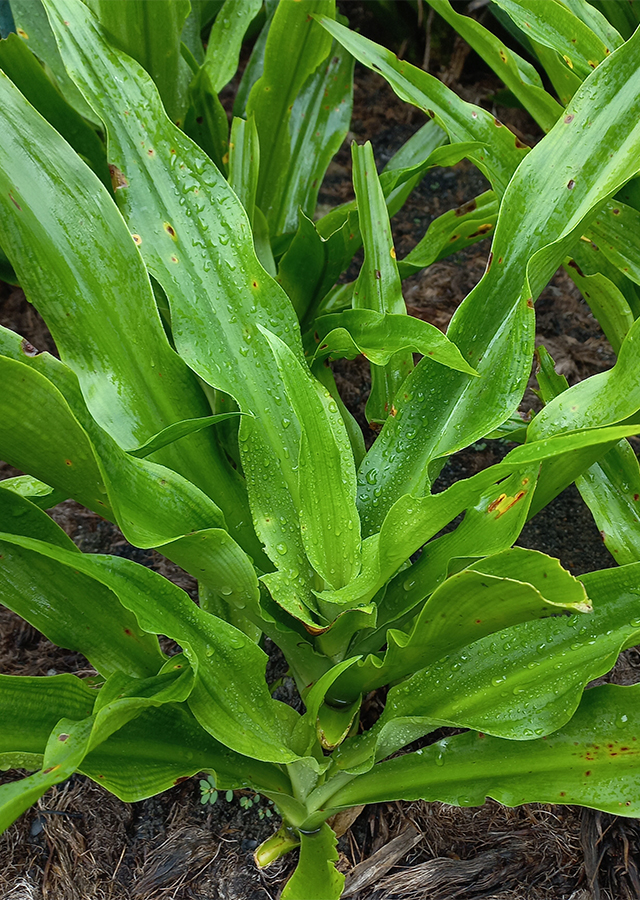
225, 789, 234, 802
199, 775, 218, 806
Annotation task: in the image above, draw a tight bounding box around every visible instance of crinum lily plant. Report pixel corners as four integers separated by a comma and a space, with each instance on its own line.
1, 1, 640, 897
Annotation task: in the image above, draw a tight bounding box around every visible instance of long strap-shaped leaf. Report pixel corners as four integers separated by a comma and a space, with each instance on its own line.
0, 70, 245, 523
0, 534, 308, 766
317, 15, 528, 194
246, 0, 335, 232
44, 0, 360, 610
323, 682, 640, 818
333, 561, 640, 774
493, 0, 621, 79
351, 141, 414, 424
348, 24, 640, 534
0, 662, 193, 833
427, 0, 561, 133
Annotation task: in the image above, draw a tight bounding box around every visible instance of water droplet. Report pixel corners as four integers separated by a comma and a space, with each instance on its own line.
276, 543, 288, 555
434, 752, 445, 767
366, 469, 377, 485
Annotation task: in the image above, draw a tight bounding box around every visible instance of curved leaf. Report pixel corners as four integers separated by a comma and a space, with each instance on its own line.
311, 309, 477, 376
280, 823, 344, 900
354, 25, 640, 534
246, 0, 335, 231
326, 683, 640, 817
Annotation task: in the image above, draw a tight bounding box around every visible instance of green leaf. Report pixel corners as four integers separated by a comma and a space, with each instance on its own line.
0, 535, 305, 765
397, 190, 499, 278
564, 250, 635, 354
246, 0, 335, 232
427, 0, 561, 132
182, 64, 229, 171
0, 673, 96, 768
0, 354, 112, 518
351, 141, 413, 424
202, 0, 262, 93
493, 0, 621, 79
259, 327, 360, 591
326, 683, 640, 817
43, 0, 350, 607
233, 0, 277, 119
0, 336, 268, 595
0, 533, 165, 679
317, 15, 527, 194
272, 36, 354, 236
0, 67, 245, 518
228, 115, 259, 227
338, 548, 590, 701
0, 662, 193, 833
530, 316, 640, 438
339, 561, 640, 771
83, 0, 191, 124
589, 201, 640, 287
10, 0, 98, 122
0, 490, 76, 550
126, 412, 246, 459
80, 703, 291, 800
577, 440, 640, 565
0, 475, 67, 511
0, 32, 110, 188
355, 25, 640, 535
280, 823, 344, 900
311, 309, 477, 376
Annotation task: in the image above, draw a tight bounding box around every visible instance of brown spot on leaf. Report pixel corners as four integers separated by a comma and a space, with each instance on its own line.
567, 259, 585, 277
494, 117, 503, 127
564, 114, 574, 124
58, 733, 70, 742
132, 234, 142, 245
109, 165, 128, 191
455, 199, 477, 217
469, 223, 493, 238
9, 193, 21, 210
21, 338, 40, 357
567, 179, 576, 190
612, 208, 620, 215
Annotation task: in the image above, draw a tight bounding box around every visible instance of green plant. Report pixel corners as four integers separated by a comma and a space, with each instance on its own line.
1, 1, 640, 898
199, 773, 218, 805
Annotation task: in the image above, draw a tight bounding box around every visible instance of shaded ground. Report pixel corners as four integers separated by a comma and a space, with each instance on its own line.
2, 4, 640, 899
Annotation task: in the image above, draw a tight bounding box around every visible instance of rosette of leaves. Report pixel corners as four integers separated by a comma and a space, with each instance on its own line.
0, 2, 640, 897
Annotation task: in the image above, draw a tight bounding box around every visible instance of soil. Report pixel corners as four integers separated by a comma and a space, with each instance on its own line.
1, 4, 640, 899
